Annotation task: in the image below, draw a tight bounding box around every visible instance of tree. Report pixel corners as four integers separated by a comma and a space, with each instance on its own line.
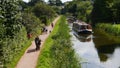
64, 1, 77, 15
19, 1, 29, 10
22, 12, 42, 34
76, 1, 93, 22
0, 0, 25, 67
28, 0, 45, 6
112, 0, 120, 23
48, 0, 55, 6
32, 3, 55, 25
48, 0, 63, 6
64, 1, 93, 22
56, 0, 62, 6
0, 0, 22, 37
91, 0, 113, 23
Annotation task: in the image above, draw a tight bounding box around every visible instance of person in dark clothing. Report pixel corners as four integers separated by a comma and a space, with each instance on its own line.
27, 32, 32, 39
42, 26, 48, 34
35, 36, 41, 50
42, 27, 45, 32
51, 23, 54, 28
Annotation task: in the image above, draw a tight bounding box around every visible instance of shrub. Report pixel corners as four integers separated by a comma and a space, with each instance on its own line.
0, 26, 28, 67
96, 23, 120, 36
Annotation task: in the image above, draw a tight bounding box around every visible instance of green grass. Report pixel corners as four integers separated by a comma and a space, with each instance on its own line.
94, 23, 120, 46
96, 23, 120, 36
5, 17, 55, 68
7, 40, 31, 68
6, 31, 42, 68
93, 29, 120, 46
36, 16, 80, 68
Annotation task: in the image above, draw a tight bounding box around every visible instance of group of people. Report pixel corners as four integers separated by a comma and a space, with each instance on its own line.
34, 23, 54, 51
42, 23, 54, 33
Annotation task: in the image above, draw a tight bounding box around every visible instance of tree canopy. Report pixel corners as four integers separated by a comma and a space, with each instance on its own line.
32, 3, 55, 25
64, 0, 120, 24
48, 0, 63, 6
0, 0, 22, 37
91, 0, 113, 23
64, 0, 93, 22
28, 0, 45, 6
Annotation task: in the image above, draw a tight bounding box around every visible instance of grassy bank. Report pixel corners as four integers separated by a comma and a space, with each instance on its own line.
8, 17, 55, 68
8, 40, 31, 68
96, 23, 120, 36
93, 29, 120, 46
94, 23, 120, 46
7, 31, 42, 68
2, 27, 42, 68
36, 16, 80, 68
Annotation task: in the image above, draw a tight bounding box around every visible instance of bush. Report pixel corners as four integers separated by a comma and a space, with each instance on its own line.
0, 26, 28, 67
32, 3, 55, 25
96, 23, 120, 36
22, 12, 42, 36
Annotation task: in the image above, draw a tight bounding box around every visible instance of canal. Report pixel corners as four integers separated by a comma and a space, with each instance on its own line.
69, 24, 120, 68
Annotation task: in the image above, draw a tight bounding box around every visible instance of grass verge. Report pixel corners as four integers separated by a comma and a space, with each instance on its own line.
96, 23, 120, 36
8, 33, 41, 68
7, 40, 31, 68
36, 16, 80, 68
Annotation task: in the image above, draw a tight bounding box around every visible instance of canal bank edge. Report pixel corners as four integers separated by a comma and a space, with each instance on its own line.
36, 16, 80, 68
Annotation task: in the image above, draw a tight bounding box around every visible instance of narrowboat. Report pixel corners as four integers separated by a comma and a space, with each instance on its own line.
72, 22, 92, 34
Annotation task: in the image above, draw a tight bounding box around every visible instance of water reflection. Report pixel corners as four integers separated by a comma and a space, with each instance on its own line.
70, 30, 120, 68
93, 29, 120, 68
102, 47, 120, 68
76, 34, 92, 42
70, 31, 103, 68
69, 23, 120, 68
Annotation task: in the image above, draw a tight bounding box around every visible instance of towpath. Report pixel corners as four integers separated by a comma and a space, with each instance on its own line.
16, 16, 60, 68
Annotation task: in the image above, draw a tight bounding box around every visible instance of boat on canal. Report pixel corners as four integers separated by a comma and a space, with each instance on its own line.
72, 21, 92, 34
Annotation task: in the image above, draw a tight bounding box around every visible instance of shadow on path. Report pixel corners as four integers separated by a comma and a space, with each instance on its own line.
27, 49, 36, 53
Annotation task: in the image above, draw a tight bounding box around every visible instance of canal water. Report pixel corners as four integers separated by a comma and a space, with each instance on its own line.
69, 24, 120, 68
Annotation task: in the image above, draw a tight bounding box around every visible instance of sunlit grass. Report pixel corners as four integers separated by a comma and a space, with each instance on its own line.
36, 16, 80, 68
96, 23, 120, 36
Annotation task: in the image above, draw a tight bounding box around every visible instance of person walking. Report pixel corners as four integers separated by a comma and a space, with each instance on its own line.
51, 23, 54, 28
27, 32, 32, 39
35, 36, 41, 50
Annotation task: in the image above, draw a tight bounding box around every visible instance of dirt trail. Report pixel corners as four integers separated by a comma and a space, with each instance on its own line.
16, 16, 60, 68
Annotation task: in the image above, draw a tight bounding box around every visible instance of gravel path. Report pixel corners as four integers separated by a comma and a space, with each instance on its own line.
16, 16, 60, 68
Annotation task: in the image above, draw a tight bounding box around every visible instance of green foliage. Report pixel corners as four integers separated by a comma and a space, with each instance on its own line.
32, 3, 55, 25
22, 12, 42, 36
37, 16, 80, 68
19, 1, 29, 10
0, 0, 42, 67
96, 23, 120, 36
76, 1, 93, 22
48, 0, 63, 6
64, 1, 77, 15
0, 0, 56, 67
28, 0, 45, 6
0, 26, 29, 68
91, 0, 120, 24
0, 0, 22, 37
51, 6, 61, 14
64, 0, 120, 24
64, 1, 93, 22
0, 19, 5, 38
91, 0, 113, 23
0, 0, 24, 67
112, 0, 120, 23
